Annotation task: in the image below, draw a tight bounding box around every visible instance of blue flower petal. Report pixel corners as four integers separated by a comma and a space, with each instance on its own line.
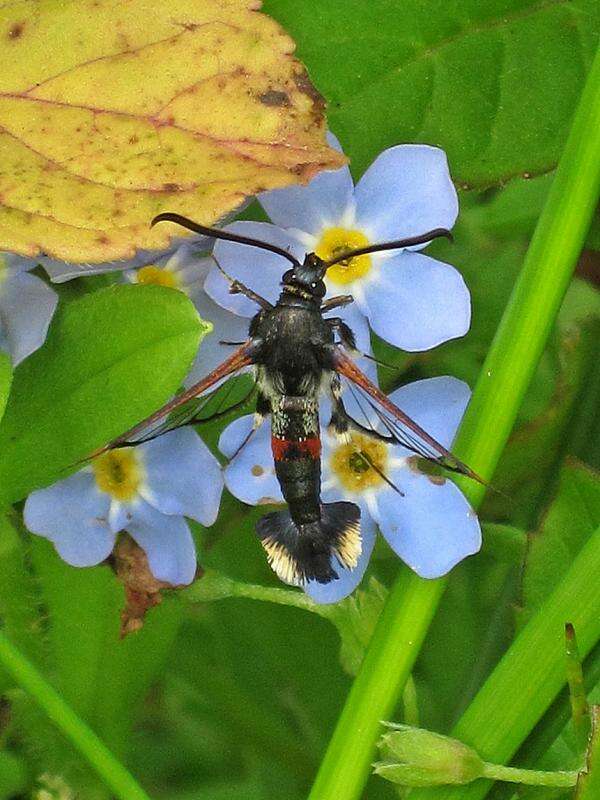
372, 469, 481, 578
0, 272, 58, 365
39, 246, 181, 283
259, 132, 354, 235
139, 428, 224, 527
361, 251, 471, 351
219, 415, 283, 506
183, 290, 250, 388
387, 377, 471, 450
24, 472, 114, 566
354, 145, 458, 244
204, 222, 304, 317
126, 500, 197, 585
3, 255, 39, 275
304, 512, 377, 604
108, 501, 130, 533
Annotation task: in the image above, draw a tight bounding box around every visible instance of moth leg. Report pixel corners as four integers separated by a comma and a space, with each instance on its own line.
330, 397, 394, 444
327, 318, 396, 371
229, 279, 273, 311
230, 392, 270, 460
327, 377, 402, 494
320, 294, 354, 313
327, 374, 392, 444
326, 317, 357, 350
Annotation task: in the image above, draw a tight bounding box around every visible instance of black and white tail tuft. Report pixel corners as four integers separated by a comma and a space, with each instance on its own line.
256, 502, 361, 586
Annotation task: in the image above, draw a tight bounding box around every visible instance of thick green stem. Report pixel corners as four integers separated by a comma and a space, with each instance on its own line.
0, 631, 152, 800
410, 525, 600, 800
308, 44, 600, 800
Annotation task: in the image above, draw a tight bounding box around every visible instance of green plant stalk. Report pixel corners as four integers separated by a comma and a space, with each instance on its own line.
408, 525, 600, 800
308, 44, 600, 800
577, 707, 600, 800
565, 622, 592, 754
0, 631, 152, 800
481, 763, 577, 788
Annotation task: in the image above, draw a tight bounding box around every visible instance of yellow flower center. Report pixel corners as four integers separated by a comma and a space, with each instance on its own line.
329, 433, 388, 493
136, 265, 180, 289
315, 227, 372, 285
93, 449, 142, 501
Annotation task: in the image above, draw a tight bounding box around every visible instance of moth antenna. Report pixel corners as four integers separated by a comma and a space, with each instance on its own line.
151, 212, 302, 268
325, 228, 453, 267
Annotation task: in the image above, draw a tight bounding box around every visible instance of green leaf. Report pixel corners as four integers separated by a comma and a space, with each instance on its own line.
0, 514, 46, 685
520, 461, 600, 626
29, 538, 185, 761
483, 321, 600, 526
266, 0, 599, 186
0, 752, 27, 798
328, 577, 389, 676
0, 352, 11, 424
417, 524, 525, 732
0, 284, 204, 505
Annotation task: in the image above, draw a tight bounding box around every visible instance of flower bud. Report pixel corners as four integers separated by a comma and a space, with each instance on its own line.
374, 724, 485, 787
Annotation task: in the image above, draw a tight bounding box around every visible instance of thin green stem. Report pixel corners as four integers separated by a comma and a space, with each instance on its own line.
184, 568, 328, 614
577, 707, 600, 800
0, 630, 152, 800
565, 622, 592, 754
308, 44, 600, 800
482, 763, 577, 788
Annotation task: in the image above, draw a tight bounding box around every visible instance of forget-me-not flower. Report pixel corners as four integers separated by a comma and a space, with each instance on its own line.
204, 134, 470, 352
122, 244, 249, 388
35, 243, 249, 390
24, 428, 223, 585
0, 255, 58, 365
218, 376, 481, 603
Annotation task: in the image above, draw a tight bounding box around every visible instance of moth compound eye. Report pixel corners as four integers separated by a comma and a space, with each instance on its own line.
313, 280, 326, 298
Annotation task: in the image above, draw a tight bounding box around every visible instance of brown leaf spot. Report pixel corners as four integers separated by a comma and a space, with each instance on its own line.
8, 22, 25, 40
293, 70, 325, 112
161, 182, 181, 192
259, 90, 291, 107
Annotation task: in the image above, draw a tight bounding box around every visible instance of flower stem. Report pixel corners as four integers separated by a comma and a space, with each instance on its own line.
307, 44, 600, 800
481, 763, 578, 788
184, 568, 327, 614
0, 630, 151, 800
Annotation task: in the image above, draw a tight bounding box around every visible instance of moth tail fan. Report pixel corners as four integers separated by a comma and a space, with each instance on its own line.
256, 502, 361, 586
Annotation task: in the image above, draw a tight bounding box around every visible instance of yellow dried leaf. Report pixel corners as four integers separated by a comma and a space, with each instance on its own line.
0, 0, 344, 262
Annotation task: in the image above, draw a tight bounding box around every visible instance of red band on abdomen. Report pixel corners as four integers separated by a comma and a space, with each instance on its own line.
271, 435, 321, 461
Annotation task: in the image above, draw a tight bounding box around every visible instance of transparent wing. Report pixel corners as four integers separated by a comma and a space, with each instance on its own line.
333, 348, 483, 483
89, 341, 256, 458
